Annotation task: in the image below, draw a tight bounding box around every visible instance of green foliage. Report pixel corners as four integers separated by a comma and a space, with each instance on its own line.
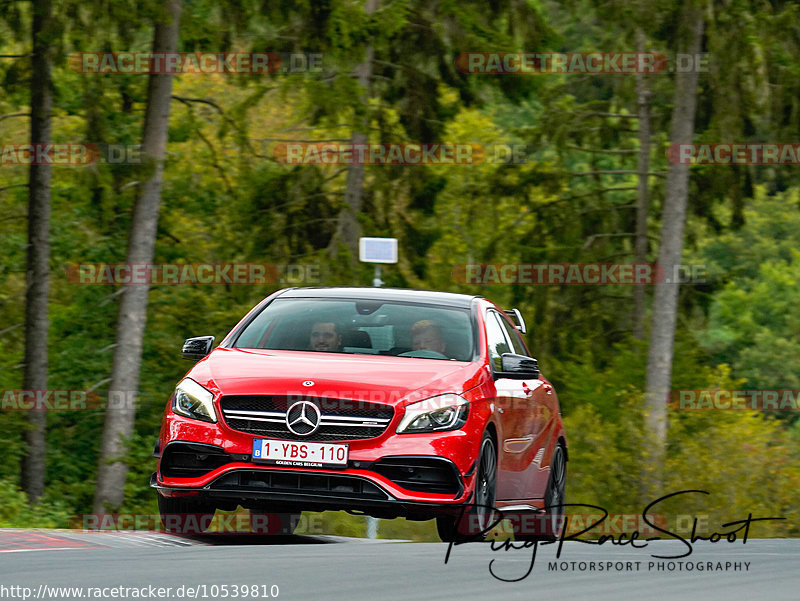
311, 511, 367, 538
563, 365, 800, 538
662, 411, 800, 538
0, 479, 72, 528
694, 189, 800, 389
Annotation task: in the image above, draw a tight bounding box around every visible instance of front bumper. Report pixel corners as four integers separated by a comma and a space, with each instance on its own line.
151, 449, 475, 519
150, 464, 473, 520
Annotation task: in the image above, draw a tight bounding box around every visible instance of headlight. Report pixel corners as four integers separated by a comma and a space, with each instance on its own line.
172, 378, 217, 423
397, 394, 469, 433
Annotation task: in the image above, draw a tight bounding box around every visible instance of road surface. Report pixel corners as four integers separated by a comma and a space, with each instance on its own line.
0, 530, 796, 600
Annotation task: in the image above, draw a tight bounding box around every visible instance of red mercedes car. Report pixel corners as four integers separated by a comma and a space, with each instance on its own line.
151, 287, 567, 541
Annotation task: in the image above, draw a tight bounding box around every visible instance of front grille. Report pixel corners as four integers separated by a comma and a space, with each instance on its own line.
220, 395, 395, 441
372, 457, 462, 495
208, 469, 389, 500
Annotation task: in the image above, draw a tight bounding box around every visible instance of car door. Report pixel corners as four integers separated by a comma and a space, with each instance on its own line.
496, 314, 556, 499
485, 309, 536, 501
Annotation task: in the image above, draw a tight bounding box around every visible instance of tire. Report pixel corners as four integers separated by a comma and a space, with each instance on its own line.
157, 494, 215, 534
514, 443, 566, 542
249, 510, 301, 535
437, 432, 497, 542
436, 514, 460, 542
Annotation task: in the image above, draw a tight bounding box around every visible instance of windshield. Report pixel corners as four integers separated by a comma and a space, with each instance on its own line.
232, 297, 475, 361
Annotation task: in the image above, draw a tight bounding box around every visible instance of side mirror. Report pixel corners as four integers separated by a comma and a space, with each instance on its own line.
503, 309, 527, 334
495, 353, 540, 380
182, 336, 215, 360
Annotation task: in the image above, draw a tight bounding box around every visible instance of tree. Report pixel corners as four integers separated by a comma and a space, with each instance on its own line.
93, 0, 182, 512
20, 0, 54, 502
632, 27, 652, 341
327, 0, 378, 269
694, 188, 800, 391
643, 2, 704, 493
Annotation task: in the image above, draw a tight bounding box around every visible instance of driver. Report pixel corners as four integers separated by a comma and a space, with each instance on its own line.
309, 321, 342, 352
410, 320, 446, 355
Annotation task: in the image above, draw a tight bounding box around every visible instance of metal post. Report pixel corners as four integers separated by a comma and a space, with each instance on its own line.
367, 516, 378, 539
359, 237, 394, 538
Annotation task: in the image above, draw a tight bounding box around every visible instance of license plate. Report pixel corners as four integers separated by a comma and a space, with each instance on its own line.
252, 439, 349, 468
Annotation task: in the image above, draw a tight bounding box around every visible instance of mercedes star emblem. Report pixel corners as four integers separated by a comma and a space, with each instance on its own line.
286, 401, 321, 436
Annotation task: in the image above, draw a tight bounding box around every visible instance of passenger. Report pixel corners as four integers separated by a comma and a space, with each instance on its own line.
410, 320, 447, 355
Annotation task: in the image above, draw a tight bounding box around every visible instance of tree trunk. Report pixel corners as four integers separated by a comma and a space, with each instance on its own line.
329, 0, 378, 267
642, 8, 704, 495
20, 0, 54, 503
93, 0, 181, 512
632, 28, 651, 341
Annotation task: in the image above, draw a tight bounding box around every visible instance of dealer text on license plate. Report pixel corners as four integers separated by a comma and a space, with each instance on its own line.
252, 439, 349, 468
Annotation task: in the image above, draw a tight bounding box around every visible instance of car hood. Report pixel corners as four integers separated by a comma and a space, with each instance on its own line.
186, 347, 485, 407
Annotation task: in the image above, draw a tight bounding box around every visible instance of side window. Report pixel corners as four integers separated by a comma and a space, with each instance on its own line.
485, 311, 512, 371
498, 314, 529, 357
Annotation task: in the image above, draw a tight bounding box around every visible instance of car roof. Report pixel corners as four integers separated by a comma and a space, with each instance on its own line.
274, 287, 482, 309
